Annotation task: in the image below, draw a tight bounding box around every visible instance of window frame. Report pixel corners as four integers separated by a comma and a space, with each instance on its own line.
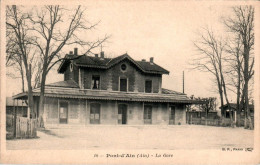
120, 63, 127, 72
119, 77, 128, 92
58, 99, 70, 124
91, 75, 101, 90
145, 80, 153, 93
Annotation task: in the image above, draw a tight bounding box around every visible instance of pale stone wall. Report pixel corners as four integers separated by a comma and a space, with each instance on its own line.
43, 97, 187, 125
175, 104, 186, 125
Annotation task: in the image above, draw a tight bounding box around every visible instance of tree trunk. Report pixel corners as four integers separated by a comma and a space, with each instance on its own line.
38, 70, 47, 127
218, 82, 224, 117
243, 47, 253, 130
24, 64, 34, 119
222, 77, 234, 127
236, 62, 241, 126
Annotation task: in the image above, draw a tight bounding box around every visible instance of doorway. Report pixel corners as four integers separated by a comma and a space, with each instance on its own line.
90, 103, 101, 124
169, 106, 175, 125
118, 104, 127, 124
59, 102, 68, 124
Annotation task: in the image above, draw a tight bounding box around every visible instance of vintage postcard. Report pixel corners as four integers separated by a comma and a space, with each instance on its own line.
0, 0, 259, 164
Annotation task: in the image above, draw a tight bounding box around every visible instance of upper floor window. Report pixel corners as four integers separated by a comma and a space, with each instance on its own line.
120, 78, 127, 92
92, 75, 100, 89
145, 80, 152, 93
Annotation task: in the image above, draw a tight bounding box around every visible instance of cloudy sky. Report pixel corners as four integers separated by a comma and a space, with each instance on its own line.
5, 1, 242, 103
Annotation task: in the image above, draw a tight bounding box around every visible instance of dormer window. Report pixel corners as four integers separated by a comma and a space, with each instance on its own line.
121, 64, 127, 71
92, 75, 100, 90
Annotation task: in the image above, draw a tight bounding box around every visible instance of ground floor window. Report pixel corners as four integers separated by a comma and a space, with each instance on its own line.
144, 105, 152, 124
90, 103, 100, 124
59, 102, 68, 124
118, 104, 127, 124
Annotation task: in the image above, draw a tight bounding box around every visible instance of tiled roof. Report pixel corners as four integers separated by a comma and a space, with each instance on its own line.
46, 80, 79, 88
13, 86, 206, 104
162, 88, 186, 95
58, 53, 169, 74
6, 97, 27, 106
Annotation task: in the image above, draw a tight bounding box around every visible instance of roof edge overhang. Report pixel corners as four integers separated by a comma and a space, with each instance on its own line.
13, 91, 205, 104
76, 64, 169, 75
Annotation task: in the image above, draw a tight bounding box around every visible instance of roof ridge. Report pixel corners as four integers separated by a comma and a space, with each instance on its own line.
58, 53, 169, 74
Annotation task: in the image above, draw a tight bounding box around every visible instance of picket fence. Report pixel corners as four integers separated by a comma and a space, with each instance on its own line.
16, 117, 37, 138
190, 117, 233, 127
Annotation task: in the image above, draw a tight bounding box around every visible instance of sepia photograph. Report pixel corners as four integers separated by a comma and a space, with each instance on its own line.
1, 0, 259, 164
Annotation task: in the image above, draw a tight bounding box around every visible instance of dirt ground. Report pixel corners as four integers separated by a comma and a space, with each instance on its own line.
6, 125, 254, 150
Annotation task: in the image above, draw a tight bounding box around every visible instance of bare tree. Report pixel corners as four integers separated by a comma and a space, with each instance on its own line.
224, 6, 254, 129
27, 5, 109, 127
225, 33, 244, 126
192, 27, 232, 123
6, 5, 35, 118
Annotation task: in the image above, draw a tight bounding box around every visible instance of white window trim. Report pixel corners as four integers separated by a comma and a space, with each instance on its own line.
118, 76, 128, 92
120, 63, 127, 72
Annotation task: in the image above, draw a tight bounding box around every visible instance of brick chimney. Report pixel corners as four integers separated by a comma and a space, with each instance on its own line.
142, 59, 146, 62
95, 54, 98, 58
69, 51, 73, 55
150, 57, 154, 64
74, 48, 78, 55
100, 51, 104, 58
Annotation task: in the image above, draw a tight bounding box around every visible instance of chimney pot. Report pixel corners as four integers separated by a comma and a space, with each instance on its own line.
95, 54, 98, 58
142, 59, 146, 62
74, 48, 78, 55
100, 51, 104, 58
69, 51, 73, 55
150, 57, 154, 63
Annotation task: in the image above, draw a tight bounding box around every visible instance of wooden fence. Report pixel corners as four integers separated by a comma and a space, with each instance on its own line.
190, 117, 233, 127
6, 114, 14, 127
16, 117, 37, 138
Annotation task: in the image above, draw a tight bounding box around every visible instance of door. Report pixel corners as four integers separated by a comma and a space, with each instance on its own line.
169, 106, 175, 125
118, 104, 127, 124
90, 103, 100, 124
144, 105, 152, 124
59, 102, 68, 124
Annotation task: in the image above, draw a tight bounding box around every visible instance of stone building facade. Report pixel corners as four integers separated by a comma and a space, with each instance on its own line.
14, 49, 202, 125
